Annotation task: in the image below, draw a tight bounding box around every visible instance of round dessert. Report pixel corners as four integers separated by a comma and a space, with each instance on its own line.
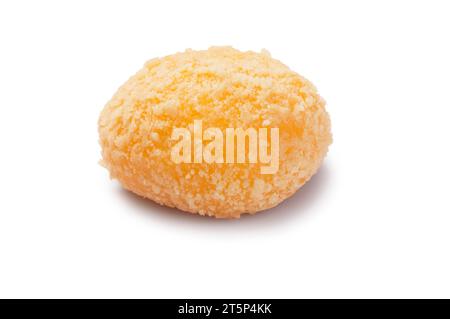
98, 47, 331, 218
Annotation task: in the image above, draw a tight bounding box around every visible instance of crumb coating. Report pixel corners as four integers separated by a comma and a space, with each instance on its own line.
99, 47, 332, 218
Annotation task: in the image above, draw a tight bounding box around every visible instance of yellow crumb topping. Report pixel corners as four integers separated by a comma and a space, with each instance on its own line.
98, 47, 332, 218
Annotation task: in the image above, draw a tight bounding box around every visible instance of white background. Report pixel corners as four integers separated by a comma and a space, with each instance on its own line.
1, 0, 449, 298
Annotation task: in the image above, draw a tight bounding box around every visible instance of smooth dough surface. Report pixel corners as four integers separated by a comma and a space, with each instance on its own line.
98, 47, 332, 218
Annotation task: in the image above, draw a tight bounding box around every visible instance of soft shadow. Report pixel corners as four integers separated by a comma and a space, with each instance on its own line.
116, 162, 332, 230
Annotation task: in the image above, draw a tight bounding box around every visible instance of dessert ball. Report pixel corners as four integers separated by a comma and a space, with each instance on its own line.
98, 47, 331, 218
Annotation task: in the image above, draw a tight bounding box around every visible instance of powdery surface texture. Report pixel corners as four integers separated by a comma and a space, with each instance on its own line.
99, 47, 332, 218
